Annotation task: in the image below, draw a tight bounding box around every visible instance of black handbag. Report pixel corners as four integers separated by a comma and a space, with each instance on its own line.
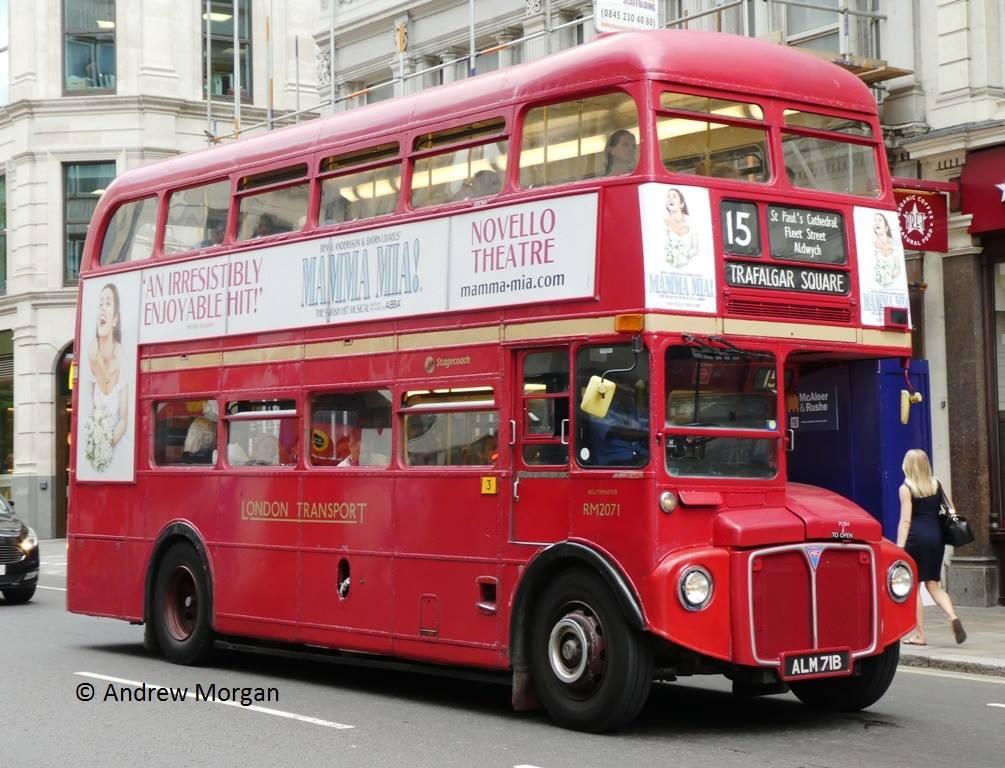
938, 484, 975, 547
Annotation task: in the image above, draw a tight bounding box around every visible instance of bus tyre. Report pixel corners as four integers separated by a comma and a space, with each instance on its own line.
2, 584, 36, 604
789, 642, 899, 712
153, 543, 214, 665
530, 568, 653, 732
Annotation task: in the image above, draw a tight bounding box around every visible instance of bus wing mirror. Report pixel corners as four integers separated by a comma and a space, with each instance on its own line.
900, 389, 923, 425
580, 375, 614, 418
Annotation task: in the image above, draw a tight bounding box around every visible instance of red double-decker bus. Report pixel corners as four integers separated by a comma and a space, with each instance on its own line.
68, 30, 918, 732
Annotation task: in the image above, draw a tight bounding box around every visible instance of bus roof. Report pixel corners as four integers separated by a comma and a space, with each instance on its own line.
100, 29, 875, 204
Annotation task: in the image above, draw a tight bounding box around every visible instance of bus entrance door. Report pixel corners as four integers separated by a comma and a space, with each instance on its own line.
511, 349, 572, 543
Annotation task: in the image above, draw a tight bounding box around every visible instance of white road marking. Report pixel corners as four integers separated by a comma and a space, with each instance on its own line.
988, 703, 1005, 709
515, 765, 547, 767
36, 585, 67, 592
75, 672, 355, 729
900, 667, 1005, 685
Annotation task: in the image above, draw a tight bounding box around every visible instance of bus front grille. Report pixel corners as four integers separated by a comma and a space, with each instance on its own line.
727, 298, 852, 324
748, 544, 876, 665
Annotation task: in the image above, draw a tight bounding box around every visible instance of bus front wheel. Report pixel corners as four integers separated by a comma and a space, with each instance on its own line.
789, 642, 899, 711
152, 542, 214, 665
529, 568, 653, 732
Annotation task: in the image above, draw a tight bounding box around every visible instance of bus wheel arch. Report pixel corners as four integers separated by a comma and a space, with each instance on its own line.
510, 543, 649, 729
144, 525, 214, 664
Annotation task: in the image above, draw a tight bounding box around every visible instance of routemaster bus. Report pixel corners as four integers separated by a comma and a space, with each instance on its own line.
68, 29, 918, 732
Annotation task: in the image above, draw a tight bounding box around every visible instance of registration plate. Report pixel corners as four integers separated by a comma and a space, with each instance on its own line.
780, 649, 851, 680
0, 563, 5, 576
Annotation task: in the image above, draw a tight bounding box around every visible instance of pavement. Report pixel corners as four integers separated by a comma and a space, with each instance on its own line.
898, 604, 1005, 677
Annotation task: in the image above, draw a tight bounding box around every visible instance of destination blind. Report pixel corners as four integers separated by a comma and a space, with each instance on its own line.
725, 262, 849, 295
767, 205, 846, 264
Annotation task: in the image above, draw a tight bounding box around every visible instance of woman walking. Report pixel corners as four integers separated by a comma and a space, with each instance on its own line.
896, 448, 966, 645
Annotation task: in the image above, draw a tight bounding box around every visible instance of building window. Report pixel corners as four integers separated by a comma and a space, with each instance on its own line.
64, 0, 116, 93
785, 0, 839, 53
64, 162, 115, 284
204, 0, 251, 102
0, 175, 6, 295
0, 0, 9, 105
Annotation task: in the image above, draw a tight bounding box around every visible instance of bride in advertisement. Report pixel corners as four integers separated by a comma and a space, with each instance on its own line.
85, 283, 129, 473
664, 187, 699, 269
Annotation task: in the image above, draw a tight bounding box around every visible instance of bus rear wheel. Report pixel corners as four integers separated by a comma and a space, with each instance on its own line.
789, 642, 899, 712
529, 568, 653, 732
153, 542, 213, 665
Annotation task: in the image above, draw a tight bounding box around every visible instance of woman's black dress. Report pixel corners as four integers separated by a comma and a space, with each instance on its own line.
905, 485, 944, 581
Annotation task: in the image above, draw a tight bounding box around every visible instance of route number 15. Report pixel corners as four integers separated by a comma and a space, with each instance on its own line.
720, 201, 761, 256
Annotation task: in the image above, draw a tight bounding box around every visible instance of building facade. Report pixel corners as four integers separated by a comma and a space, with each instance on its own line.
0, 0, 317, 537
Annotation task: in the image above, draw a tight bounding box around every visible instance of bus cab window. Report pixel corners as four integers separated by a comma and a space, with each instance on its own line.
664, 345, 778, 479
519, 93, 640, 188
100, 196, 159, 265
575, 344, 650, 468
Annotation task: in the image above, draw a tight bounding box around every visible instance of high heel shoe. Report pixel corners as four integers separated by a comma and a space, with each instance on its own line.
951, 618, 966, 644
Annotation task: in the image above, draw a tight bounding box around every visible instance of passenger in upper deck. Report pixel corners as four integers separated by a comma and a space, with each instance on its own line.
603, 129, 638, 176
322, 193, 352, 224
180, 417, 216, 464
456, 169, 502, 201
253, 214, 282, 238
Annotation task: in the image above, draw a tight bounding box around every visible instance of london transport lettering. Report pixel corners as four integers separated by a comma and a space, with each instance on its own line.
240, 499, 368, 524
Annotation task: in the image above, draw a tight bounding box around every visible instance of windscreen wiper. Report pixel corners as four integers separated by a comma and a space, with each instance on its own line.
681, 333, 772, 361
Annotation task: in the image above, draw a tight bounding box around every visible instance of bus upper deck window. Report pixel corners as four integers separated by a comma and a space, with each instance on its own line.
657, 92, 769, 183
163, 180, 231, 254
319, 143, 401, 225
235, 165, 309, 241
409, 120, 507, 209
519, 93, 640, 188
100, 196, 159, 266
781, 110, 879, 197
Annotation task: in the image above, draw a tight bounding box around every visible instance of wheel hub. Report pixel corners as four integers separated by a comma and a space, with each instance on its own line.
548, 610, 605, 685
163, 565, 197, 641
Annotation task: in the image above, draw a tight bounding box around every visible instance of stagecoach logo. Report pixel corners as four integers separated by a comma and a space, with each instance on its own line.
424, 354, 471, 373
806, 545, 824, 571
897, 193, 935, 249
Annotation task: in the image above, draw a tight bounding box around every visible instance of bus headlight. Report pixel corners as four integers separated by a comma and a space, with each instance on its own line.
678, 567, 713, 611
887, 561, 913, 602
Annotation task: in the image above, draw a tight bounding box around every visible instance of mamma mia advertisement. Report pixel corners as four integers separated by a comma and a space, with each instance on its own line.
76, 273, 141, 483
639, 183, 717, 314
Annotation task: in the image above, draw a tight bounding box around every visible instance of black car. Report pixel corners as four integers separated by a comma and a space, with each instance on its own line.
0, 498, 38, 604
